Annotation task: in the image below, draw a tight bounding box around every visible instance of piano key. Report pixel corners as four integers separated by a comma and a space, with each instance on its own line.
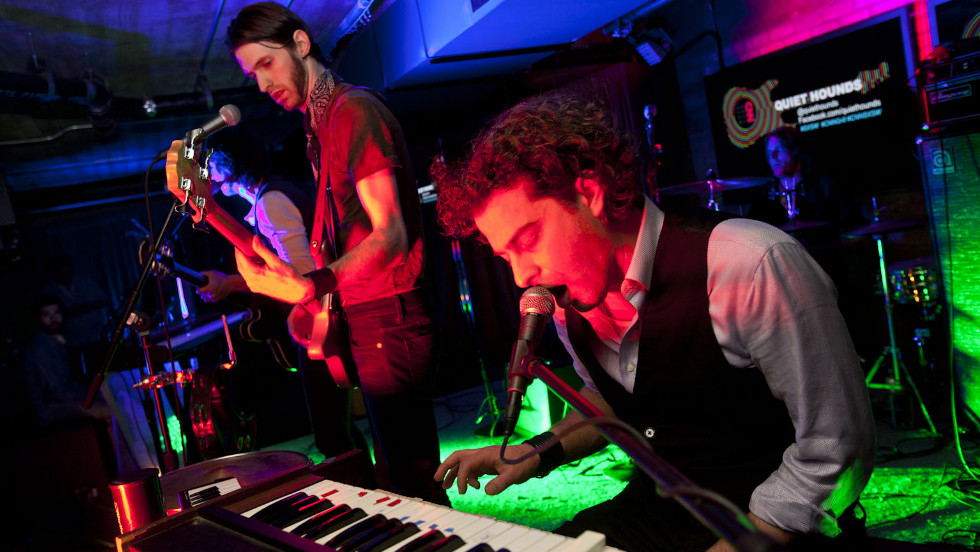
460, 544, 493, 552
264, 494, 323, 527
307, 507, 368, 541
292, 503, 352, 536
326, 513, 390, 549
423, 534, 466, 552
270, 496, 337, 529
336, 517, 403, 551
393, 529, 444, 552
488, 525, 557, 551
547, 531, 607, 552
351, 521, 421, 552
250, 492, 309, 523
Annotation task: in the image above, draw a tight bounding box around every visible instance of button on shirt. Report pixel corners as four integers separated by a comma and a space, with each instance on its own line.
554, 197, 875, 536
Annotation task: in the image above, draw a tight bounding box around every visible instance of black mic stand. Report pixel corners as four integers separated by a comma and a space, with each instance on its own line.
83, 200, 184, 472
129, 311, 180, 473
520, 355, 785, 552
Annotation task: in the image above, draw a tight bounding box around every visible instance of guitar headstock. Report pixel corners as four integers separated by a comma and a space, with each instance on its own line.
165, 139, 216, 225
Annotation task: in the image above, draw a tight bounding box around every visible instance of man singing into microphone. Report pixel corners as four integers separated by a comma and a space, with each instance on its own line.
225, 2, 448, 506
433, 92, 875, 551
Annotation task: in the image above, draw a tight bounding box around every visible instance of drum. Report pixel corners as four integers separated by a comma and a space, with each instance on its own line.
190, 364, 258, 460
887, 257, 940, 319
159, 450, 311, 512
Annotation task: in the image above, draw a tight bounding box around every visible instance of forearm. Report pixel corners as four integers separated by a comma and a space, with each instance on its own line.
327, 223, 407, 290
541, 387, 613, 467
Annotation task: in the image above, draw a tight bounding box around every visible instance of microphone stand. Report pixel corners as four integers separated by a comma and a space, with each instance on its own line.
521, 356, 784, 552
83, 200, 183, 470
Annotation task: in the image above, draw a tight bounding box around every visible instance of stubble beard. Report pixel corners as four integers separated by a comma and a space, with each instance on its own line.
289, 51, 309, 112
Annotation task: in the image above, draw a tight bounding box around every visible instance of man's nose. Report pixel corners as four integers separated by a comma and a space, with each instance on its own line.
511, 258, 538, 289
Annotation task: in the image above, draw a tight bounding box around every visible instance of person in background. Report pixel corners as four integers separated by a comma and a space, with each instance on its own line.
433, 92, 875, 551
225, 2, 448, 505
23, 293, 112, 428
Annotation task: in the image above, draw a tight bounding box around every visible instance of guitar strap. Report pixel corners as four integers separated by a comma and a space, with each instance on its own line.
308, 81, 377, 272
309, 83, 345, 271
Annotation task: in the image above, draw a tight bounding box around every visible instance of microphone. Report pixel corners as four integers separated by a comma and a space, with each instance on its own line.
192, 104, 241, 142
502, 286, 557, 438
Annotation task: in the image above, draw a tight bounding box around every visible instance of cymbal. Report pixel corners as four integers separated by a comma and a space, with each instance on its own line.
841, 218, 926, 238
658, 177, 772, 196
780, 219, 835, 233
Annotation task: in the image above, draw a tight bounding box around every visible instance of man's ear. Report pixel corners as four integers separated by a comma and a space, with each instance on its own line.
574, 177, 604, 218
293, 29, 311, 57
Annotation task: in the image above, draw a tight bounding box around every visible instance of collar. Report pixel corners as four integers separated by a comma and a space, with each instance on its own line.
621, 196, 664, 301
304, 69, 338, 137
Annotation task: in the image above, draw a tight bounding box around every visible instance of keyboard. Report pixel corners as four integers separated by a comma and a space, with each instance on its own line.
115, 450, 619, 552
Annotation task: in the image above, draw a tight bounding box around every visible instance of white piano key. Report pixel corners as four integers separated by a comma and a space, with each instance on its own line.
548, 530, 607, 552
486, 523, 550, 550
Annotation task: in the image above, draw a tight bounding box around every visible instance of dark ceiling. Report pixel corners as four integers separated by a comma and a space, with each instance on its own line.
0, 0, 658, 213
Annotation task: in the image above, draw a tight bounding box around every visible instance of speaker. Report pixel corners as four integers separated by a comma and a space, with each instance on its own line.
918, 129, 980, 431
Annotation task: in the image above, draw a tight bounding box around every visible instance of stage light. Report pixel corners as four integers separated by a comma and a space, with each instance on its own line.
143, 96, 158, 117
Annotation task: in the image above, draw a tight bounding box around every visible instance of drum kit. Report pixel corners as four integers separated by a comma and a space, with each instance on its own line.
659, 176, 940, 431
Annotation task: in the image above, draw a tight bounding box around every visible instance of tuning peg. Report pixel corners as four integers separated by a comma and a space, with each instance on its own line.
175, 201, 194, 216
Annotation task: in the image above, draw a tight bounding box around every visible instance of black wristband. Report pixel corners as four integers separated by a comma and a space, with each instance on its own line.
522, 431, 563, 478
304, 267, 338, 299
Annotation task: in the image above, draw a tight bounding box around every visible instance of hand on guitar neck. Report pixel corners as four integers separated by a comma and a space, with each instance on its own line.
198, 270, 249, 303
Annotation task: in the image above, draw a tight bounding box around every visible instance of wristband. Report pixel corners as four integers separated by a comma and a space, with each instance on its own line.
304, 267, 338, 300
522, 431, 563, 478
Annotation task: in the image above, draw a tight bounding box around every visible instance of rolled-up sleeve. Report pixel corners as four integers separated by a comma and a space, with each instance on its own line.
709, 220, 876, 536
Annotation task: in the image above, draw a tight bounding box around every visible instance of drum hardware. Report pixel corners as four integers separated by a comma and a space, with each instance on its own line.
128, 309, 182, 473
133, 369, 195, 391
657, 171, 770, 212
913, 328, 931, 369
855, 199, 937, 433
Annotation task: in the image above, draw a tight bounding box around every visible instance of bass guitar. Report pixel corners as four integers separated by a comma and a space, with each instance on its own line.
164, 137, 358, 389
140, 241, 298, 372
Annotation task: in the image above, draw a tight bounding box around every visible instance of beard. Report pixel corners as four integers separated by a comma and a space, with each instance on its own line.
288, 50, 309, 111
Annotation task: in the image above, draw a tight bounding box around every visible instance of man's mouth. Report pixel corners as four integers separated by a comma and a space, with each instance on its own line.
546, 285, 569, 308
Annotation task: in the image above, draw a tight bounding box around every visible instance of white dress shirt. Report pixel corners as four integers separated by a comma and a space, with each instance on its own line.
555, 197, 875, 536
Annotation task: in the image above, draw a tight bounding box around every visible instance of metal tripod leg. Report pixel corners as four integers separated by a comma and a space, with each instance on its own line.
865, 234, 938, 434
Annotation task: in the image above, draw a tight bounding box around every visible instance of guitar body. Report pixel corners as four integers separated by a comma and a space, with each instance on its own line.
288, 294, 358, 389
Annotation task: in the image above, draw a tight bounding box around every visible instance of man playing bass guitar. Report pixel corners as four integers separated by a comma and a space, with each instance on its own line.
197, 127, 369, 467
226, 2, 449, 506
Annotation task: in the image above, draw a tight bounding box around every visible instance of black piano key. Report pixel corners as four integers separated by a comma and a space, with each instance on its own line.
270, 496, 335, 529
292, 503, 350, 536
394, 529, 445, 552
325, 513, 389, 549
304, 507, 368, 541
461, 544, 494, 552
352, 520, 421, 552
264, 495, 322, 527
251, 492, 308, 523
424, 535, 466, 552
335, 517, 401, 551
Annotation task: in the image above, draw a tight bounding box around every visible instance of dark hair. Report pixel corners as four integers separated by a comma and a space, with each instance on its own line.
33, 293, 63, 314
434, 92, 641, 239
226, 2, 328, 65
765, 126, 813, 173
207, 127, 270, 187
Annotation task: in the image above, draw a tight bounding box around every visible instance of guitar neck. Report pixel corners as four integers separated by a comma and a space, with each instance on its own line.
169, 262, 209, 288
202, 202, 264, 266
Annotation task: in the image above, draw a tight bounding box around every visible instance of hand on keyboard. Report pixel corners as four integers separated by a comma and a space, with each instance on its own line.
434, 444, 540, 496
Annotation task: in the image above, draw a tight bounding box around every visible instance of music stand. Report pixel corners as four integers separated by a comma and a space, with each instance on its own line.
844, 212, 937, 433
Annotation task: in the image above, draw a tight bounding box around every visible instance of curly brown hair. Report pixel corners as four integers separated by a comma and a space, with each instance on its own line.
434, 92, 642, 239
